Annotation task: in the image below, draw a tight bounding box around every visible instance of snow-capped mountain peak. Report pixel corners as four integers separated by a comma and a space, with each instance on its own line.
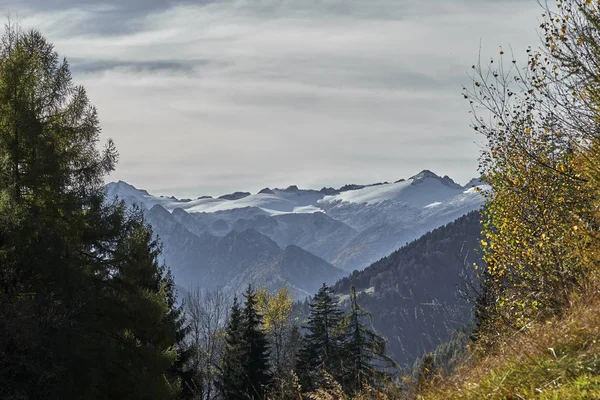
409, 170, 463, 190
105, 170, 485, 216
318, 170, 472, 208
108, 170, 485, 298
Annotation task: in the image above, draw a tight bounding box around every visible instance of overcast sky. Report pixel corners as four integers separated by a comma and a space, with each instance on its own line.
1, 0, 541, 197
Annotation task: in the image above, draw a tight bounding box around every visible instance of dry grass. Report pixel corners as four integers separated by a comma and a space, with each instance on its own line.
417, 288, 600, 400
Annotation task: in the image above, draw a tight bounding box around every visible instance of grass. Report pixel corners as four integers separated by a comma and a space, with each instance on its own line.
417, 291, 600, 399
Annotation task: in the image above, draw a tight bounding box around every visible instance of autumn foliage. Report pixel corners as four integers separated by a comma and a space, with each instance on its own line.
465, 0, 600, 339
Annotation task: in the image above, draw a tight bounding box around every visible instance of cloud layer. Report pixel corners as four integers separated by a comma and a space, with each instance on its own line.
1, 0, 541, 197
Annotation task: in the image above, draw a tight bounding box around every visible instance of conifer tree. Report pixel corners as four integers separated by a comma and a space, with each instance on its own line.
241, 285, 272, 399
103, 219, 180, 398
0, 24, 182, 398
297, 283, 344, 391
0, 23, 118, 398
339, 286, 396, 393
218, 296, 246, 400
163, 270, 196, 400
218, 287, 272, 399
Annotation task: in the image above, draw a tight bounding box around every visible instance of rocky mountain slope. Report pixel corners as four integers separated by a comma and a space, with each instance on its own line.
144, 204, 343, 298
106, 170, 486, 297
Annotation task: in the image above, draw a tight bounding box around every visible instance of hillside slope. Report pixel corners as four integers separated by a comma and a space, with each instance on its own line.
331, 211, 483, 368
419, 294, 600, 399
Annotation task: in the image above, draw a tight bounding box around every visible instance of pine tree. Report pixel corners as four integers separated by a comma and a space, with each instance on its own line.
218, 296, 246, 400
241, 285, 271, 399
163, 270, 196, 400
339, 286, 396, 393
297, 283, 344, 391
97, 215, 181, 398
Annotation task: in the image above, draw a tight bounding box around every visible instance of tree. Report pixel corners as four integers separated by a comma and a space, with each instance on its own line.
241, 285, 272, 399
164, 272, 196, 400
297, 283, 344, 391
256, 287, 306, 399
218, 287, 271, 400
464, 0, 600, 340
285, 324, 303, 374
0, 23, 118, 398
339, 286, 396, 393
256, 287, 294, 372
185, 287, 229, 399
103, 218, 181, 398
218, 296, 247, 400
0, 23, 181, 398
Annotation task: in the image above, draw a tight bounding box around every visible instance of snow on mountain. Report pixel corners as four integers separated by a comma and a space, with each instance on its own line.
106, 170, 486, 295
464, 177, 485, 188
106, 180, 326, 215
106, 170, 484, 217
319, 170, 464, 208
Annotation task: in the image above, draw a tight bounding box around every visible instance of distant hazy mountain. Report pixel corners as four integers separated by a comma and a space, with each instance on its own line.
144, 204, 343, 299
106, 170, 486, 297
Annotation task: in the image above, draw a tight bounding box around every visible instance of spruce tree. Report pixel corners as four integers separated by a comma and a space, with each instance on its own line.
218, 296, 246, 400
297, 283, 344, 391
102, 219, 180, 398
219, 287, 272, 400
163, 270, 196, 400
339, 286, 396, 393
241, 285, 271, 399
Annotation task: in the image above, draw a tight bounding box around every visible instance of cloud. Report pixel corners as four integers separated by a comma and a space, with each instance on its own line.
0, 0, 541, 197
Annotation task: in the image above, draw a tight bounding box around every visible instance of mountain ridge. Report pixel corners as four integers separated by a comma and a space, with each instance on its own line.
107, 170, 480, 206
107, 170, 486, 299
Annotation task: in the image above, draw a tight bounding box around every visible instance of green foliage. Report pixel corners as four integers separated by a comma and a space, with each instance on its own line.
0, 23, 182, 399
99, 217, 181, 398
219, 296, 247, 400
219, 287, 271, 400
295, 284, 397, 397
242, 286, 272, 398
297, 283, 345, 392
167, 281, 196, 400
339, 286, 397, 393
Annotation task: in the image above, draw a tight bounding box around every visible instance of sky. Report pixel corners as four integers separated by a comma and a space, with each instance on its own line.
0, 0, 542, 198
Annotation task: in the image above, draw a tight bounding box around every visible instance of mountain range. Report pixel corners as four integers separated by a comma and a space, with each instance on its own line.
106, 170, 487, 298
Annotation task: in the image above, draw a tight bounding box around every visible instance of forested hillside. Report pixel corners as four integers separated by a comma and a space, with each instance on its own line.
331, 211, 482, 368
